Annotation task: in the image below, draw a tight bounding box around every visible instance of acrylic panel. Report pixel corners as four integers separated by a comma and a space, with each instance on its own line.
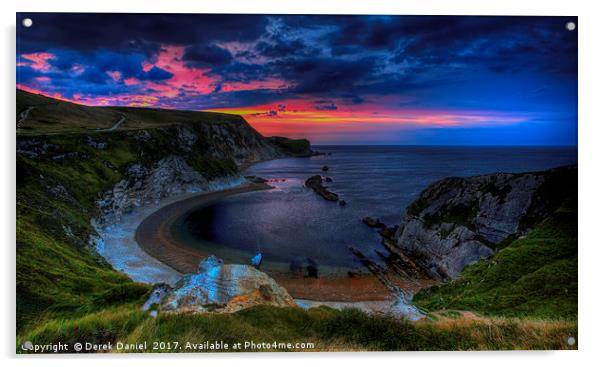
16, 13, 577, 353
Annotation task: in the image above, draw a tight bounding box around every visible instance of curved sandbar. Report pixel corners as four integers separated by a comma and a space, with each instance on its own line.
134, 182, 395, 302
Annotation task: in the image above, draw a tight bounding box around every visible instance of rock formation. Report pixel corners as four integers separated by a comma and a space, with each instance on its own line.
393, 166, 576, 280
160, 256, 296, 314
305, 175, 339, 202
90, 124, 290, 225
267, 136, 316, 157
362, 216, 386, 228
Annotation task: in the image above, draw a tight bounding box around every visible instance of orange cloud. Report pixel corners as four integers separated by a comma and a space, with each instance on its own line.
206, 98, 529, 139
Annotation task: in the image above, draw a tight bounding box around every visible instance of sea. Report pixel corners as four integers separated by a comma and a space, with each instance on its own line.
170, 146, 577, 276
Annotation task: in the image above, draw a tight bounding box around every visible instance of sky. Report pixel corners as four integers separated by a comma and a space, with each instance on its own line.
16, 13, 577, 145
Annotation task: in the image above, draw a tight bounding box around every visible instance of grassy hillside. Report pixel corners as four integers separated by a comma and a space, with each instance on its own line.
268, 136, 313, 157
413, 192, 577, 319
15, 90, 578, 352
17, 89, 252, 135
17, 134, 146, 331
18, 303, 576, 352
15, 90, 267, 332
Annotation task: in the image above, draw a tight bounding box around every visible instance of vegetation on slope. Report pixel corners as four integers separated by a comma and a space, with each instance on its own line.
17, 89, 253, 135
16, 91, 254, 332
413, 195, 577, 319
16, 90, 577, 352
268, 136, 313, 157
16, 142, 146, 331
18, 304, 576, 353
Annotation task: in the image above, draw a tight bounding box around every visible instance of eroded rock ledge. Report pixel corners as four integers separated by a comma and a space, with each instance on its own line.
305, 175, 339, 202
146, 256, 296, 314
393, 165, 576, 280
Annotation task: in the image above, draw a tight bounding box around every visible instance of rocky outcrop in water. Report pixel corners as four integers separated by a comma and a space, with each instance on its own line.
362, 216, 386, 228
305, 175, 339, 202
393, 166, 576, 280
159, 256, 296, 314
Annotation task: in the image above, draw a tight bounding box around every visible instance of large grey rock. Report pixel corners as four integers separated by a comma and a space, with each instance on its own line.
394, 167, 573, 280
161, 256, 296, 314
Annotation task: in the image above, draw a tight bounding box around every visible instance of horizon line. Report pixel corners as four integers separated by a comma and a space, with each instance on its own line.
310, 144, 578, 147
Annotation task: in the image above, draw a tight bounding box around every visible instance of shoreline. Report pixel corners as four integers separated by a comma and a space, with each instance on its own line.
133, 181, 394, 302
93, 178, 248, 286
133, 182, 273, 275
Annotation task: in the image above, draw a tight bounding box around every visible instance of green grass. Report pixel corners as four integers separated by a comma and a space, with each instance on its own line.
18, 305, 577, 353
423, 202, 477, 230
16, 130, 245, 331
413, 197, 577, 320
16, 90, 578, 351
188, 155, 238, 181
16, 90, 267, 336
268, 136, 312, 156
17, 89, 250, 135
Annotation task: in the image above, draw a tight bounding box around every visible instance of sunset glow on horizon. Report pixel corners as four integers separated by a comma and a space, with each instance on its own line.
17, 14, 577, 145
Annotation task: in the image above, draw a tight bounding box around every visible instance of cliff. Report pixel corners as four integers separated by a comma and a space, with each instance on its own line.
393, 165, 577, 280
15, 90, 301, 330
268, 136, 315, 157
413, 191, 577, 319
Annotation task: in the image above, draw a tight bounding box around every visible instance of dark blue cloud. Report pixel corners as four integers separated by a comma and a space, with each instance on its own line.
255, 38, 307, 58
315, 102, 338, 110
183, 44, 232, 67
16, 13, 577, 145
16, 13, 269, 55
142, 66, 173, 81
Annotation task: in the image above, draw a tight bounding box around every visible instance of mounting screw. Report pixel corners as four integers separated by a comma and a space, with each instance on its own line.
565, 22, 576, 31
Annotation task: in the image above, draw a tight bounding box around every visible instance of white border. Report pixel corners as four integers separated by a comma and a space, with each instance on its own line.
3, 1, 601, 366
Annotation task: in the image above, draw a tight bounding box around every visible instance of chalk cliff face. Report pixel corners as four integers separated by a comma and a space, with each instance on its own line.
394, 166, 575, 280
17, 90, 314, 227
160, 256, 296, 314
93, 123, 285, 225
16, 90, 313, 320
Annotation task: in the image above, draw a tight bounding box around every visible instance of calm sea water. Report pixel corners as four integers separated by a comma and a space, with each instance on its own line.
171, 146, 577, 276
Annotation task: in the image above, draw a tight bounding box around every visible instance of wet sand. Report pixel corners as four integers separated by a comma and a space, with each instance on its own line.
134, 183, 271, 274
134, 182, 396, 301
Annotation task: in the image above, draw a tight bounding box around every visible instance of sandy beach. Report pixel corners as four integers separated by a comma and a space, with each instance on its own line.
133, 182, 273, 275
132, 182, 400, 301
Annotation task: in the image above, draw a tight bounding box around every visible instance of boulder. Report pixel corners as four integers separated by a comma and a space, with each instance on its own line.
362, 216, 386, 229
161, 256, 296, 314
305, 175, 339, 202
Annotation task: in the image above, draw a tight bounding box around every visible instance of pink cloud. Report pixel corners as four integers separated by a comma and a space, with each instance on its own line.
124, 77, 140, 86
18, 52, 55, 72
16, 83, 69, 102
70, 64, 85, 75
142, 45, 219, 96
219, 78, 292, 93
142, 61, 154, 72
106, 71, 122, 82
